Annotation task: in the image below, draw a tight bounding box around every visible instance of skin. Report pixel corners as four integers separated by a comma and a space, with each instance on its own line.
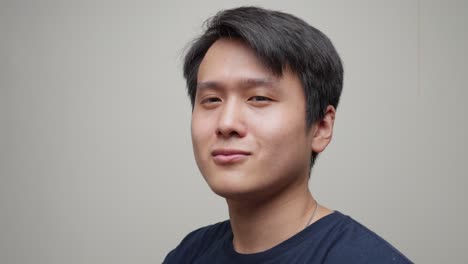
191, 38, 336, 254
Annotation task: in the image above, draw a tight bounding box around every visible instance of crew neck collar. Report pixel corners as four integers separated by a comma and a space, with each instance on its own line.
223, 211, 342, 262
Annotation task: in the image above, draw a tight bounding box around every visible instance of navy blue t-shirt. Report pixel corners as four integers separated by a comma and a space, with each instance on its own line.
163, 211, 412, 263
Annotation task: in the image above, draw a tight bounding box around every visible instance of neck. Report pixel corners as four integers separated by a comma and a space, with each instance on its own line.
226, 178, 317, 254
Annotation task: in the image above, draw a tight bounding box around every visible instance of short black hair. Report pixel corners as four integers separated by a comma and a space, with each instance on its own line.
183, 6, 343, 169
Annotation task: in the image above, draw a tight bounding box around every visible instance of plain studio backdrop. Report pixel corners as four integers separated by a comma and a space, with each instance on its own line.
1, 0, 467, 263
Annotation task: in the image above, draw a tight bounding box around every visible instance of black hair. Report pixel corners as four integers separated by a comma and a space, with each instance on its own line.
183, 6, 343, 169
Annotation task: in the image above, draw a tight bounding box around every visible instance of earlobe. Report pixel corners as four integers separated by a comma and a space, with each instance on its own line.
310, 105, 336, 153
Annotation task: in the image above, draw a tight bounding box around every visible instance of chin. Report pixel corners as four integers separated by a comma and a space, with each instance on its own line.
210, 186, 264, 201
204, 172, 255, 198
205, 172, 278, 202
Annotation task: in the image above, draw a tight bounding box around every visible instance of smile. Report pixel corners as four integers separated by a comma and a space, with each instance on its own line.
211, 149, 251, 165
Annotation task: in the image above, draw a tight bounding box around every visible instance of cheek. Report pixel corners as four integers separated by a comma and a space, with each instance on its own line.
191, 114, 214, 155
253, 108, 310, 166
254, 106, 307, 141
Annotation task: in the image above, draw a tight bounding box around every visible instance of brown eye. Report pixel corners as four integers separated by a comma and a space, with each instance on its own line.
249, 96, 271, 102
201, 97, 221, 104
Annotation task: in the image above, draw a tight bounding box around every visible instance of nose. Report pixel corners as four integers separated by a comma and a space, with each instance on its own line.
216, 99, 247, 138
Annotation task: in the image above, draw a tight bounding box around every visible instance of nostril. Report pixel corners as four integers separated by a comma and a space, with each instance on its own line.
216, 127, 243, 138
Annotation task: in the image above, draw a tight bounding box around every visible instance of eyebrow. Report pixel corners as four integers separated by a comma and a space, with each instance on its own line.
197, 77, 279, 90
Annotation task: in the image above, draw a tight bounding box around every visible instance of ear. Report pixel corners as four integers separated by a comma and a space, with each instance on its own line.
310, 105, 336, 153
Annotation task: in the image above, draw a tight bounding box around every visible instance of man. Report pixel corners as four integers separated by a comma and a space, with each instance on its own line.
164, 6, 411, 263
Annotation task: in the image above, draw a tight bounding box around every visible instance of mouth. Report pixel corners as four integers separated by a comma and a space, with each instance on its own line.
211, 149, 251, 165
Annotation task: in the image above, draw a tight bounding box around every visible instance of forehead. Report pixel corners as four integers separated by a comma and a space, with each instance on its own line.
196, 38, 305, 102
197, 38, 274, 83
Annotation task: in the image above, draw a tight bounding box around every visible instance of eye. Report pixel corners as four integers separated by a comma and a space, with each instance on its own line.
200, 97, 222, 104
249, 96, 271, 102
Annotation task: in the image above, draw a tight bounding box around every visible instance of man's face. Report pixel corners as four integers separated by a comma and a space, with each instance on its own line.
191, 38, 314, 200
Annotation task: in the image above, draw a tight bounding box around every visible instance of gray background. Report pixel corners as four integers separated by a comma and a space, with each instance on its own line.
1, 0, 467, 263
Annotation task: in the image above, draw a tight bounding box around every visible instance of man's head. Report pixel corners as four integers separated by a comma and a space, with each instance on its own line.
183, 7, 343, 199
184, 7, 343, 168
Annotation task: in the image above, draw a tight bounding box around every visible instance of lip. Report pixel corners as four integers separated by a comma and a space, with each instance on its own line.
211, 149, 251, 165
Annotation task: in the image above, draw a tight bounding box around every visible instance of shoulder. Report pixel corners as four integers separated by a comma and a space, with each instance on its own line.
163, 220, 231, 263
324, 212, 412, 263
